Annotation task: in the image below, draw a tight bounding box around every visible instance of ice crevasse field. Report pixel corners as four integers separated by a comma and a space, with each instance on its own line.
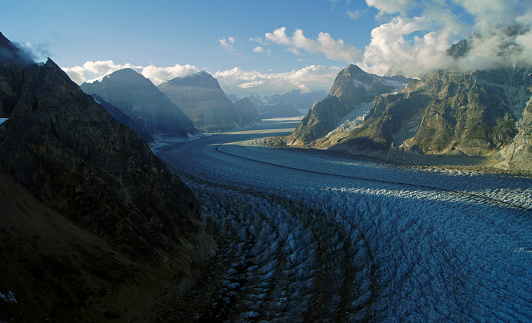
156, 117, 532, 321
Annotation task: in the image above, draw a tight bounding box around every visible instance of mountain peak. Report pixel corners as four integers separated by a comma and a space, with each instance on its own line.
0, 32, 34, 65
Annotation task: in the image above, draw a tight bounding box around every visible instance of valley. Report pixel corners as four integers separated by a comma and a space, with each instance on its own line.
157, 117, 532, 321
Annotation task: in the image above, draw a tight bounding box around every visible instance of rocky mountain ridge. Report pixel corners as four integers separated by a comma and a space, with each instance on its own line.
81, 68, 198, 140
329, 67, 532, 172
0, 32, 215, 321
286, 64, 409, 146
158, 71, 261, 131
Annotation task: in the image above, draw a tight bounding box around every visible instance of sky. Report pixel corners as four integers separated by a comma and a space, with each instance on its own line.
2, 0, 532, 97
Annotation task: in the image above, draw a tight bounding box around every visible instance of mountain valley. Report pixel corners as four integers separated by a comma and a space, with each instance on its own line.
1, 23, 532, 323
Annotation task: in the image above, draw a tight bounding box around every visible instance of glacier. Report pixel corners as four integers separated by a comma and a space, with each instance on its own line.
159, 117, 532, 321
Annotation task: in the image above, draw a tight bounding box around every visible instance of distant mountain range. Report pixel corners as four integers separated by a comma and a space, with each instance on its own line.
81, 68, 198, 140
243, 90, 328, 118
0, 32, 214, 321
158, 71, 261, 131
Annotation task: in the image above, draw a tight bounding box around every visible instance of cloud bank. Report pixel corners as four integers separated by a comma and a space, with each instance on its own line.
63, 60, 340, 97
63, 61, 199, 85
360, 0, 532, 76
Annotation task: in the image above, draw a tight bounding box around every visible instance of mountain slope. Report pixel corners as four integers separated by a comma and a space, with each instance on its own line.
91, 93, 154, 144
332, 67, 532, 171
158, 71, 261, 131
286, 65, 408, 146
233, 96, 261, 125
81, 68, 198, 139
0, 33, 215, 320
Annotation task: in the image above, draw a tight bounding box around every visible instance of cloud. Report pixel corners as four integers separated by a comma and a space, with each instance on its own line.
366, 0, 416, 15
359, 0, 532, 77
62, 60, 199, 85
62, 60, 339, 97
347, 10, 361, 20
219, 36, 237, 53
141, 64, 200, 85
214, 65, 342, 97
253, 46, 265, 53
265, 27, 362, 63
16, 41, 52, 63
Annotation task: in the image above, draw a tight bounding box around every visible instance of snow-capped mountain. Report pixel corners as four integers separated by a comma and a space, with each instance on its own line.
286, 64, 409, 146
329, 66, 532, 172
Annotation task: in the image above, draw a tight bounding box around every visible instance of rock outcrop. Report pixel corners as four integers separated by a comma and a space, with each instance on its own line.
0, 32, 215, 321
233, 96, 262, 125
332, 67, 532, 172
286, 65, 408, 146
158, 71, 261, 131
81, 68, 198, 140
91, 93, 154, 144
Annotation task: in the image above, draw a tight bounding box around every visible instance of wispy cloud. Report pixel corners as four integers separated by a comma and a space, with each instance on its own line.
219, 36, 237, 53
264, 27, 362, 63
347, 10, 361, 20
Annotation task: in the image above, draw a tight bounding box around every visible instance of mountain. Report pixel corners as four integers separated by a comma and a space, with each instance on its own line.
286, 64, 409, 146
247, 90, 327, 118
158, 71, 261, 131
0, 33, 215, 321
233, 96, 261, 125
81, 68, 198, 140
91, 94, 154, 144
329, 67, 532, 172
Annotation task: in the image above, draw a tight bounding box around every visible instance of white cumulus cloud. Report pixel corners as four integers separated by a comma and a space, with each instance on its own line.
265, 27, 362, 63
214, 65, 342, 97
253, 46, 265, 53
62, 60, 199, 85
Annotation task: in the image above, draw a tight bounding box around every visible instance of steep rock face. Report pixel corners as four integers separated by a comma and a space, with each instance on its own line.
91, 93, 154, 144
81, 68, 198, 139
286, 65, 408, 146
334, 67, 532, 171
0, 33, 215, 320
233, 96, 261, 125
158, 71, 260, 131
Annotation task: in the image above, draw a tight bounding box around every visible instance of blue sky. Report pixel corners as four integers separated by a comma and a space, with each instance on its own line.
2, 0, 531, 96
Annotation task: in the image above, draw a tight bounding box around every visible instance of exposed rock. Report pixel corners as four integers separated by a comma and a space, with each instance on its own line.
0, 33, 215, 321
91, 93, 154, 144
233, 96, 262, 126
286, 64, 408, 146
332, 67, 532, 172
158, 71, 260, 131
81, 68, 198, 139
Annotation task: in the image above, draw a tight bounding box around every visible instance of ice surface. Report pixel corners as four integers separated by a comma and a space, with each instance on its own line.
161, 118, 532, 321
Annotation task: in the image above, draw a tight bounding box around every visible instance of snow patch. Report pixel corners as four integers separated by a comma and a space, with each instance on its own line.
326, 102, 374, 137
353, 79, 373, 91
383, 78, 408, 92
